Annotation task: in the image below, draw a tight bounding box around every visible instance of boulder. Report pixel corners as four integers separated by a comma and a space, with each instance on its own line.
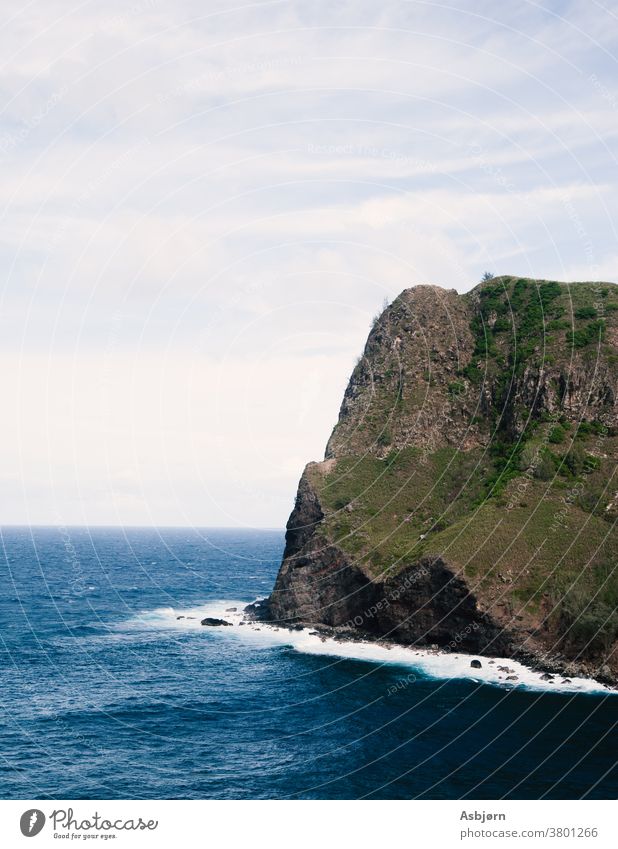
470, 659, 482, 669
200, 617, 233, 627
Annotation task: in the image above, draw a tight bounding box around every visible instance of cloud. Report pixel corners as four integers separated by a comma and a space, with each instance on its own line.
0, 0, 616, 524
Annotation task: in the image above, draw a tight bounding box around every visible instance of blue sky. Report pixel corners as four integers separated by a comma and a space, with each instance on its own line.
1, 0, 617, 526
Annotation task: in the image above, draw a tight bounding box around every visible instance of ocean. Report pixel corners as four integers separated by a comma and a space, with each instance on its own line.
0, 526, 616, 800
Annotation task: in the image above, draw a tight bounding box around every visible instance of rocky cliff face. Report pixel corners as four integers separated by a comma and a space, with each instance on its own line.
268, 277, 618, 682
325, 286, 481, 457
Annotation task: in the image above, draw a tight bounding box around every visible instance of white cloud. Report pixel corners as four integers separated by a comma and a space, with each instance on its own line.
0, 0, 616, 525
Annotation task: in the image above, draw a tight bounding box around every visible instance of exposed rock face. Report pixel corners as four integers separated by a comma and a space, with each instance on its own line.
325, 286, 481, 458
267, 277, 618, 681
280, 461, 327, 561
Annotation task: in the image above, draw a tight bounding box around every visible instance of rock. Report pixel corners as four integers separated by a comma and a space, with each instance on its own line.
470, 659, 482, 669
561, 679, 572, 684
540, 673, 554, 681
200, 617, 233, 627
599, 664, 612, 679
262, 278, 618, 688
506, 675, 518, 681
225, 607, 237, 612
176, 615, 185, 620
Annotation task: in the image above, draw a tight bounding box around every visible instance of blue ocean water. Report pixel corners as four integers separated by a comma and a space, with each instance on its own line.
0, 526, 616, 800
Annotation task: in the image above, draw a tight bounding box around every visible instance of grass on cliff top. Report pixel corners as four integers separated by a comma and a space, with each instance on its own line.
463, 276, 618, 388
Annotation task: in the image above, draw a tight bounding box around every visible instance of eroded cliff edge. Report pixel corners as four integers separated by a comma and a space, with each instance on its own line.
266, 277, 618, 683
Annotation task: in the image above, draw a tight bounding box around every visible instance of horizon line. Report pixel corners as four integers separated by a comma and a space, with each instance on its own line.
0, 524, 285, 531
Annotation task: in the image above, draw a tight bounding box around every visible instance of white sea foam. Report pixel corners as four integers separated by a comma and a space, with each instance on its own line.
124, 600, 616, 696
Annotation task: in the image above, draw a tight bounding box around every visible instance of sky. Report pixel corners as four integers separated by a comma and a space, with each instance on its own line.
1, 0, 617, 527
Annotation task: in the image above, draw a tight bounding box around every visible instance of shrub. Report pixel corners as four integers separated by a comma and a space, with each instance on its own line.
377, 429, 392, 447
575, 306, 597, 320
566, 319, 606, 349
548, 425, 566, 444
583, 454, 601, 472
577, 420, 607, 438
563, 443, 586, 476
493, 316, 511, 332
539, 281, 562, 306
534, 452, 556, 480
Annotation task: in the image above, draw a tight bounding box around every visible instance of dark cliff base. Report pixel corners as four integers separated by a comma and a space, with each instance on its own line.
247, 602, 617, 689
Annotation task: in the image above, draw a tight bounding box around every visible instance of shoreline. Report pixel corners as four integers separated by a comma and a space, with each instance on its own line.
127, 599, 617, 695
244, 600, 618, 693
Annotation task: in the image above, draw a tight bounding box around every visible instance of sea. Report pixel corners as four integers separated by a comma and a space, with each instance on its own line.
0, 526, 616, 800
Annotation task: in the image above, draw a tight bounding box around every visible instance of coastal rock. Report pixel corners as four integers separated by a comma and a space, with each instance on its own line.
265, 278, 618, 685
470, 659, 482, 669
200, 617, 233, 627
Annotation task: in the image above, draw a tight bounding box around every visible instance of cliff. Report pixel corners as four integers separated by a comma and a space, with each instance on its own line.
267, 276, 618, 683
